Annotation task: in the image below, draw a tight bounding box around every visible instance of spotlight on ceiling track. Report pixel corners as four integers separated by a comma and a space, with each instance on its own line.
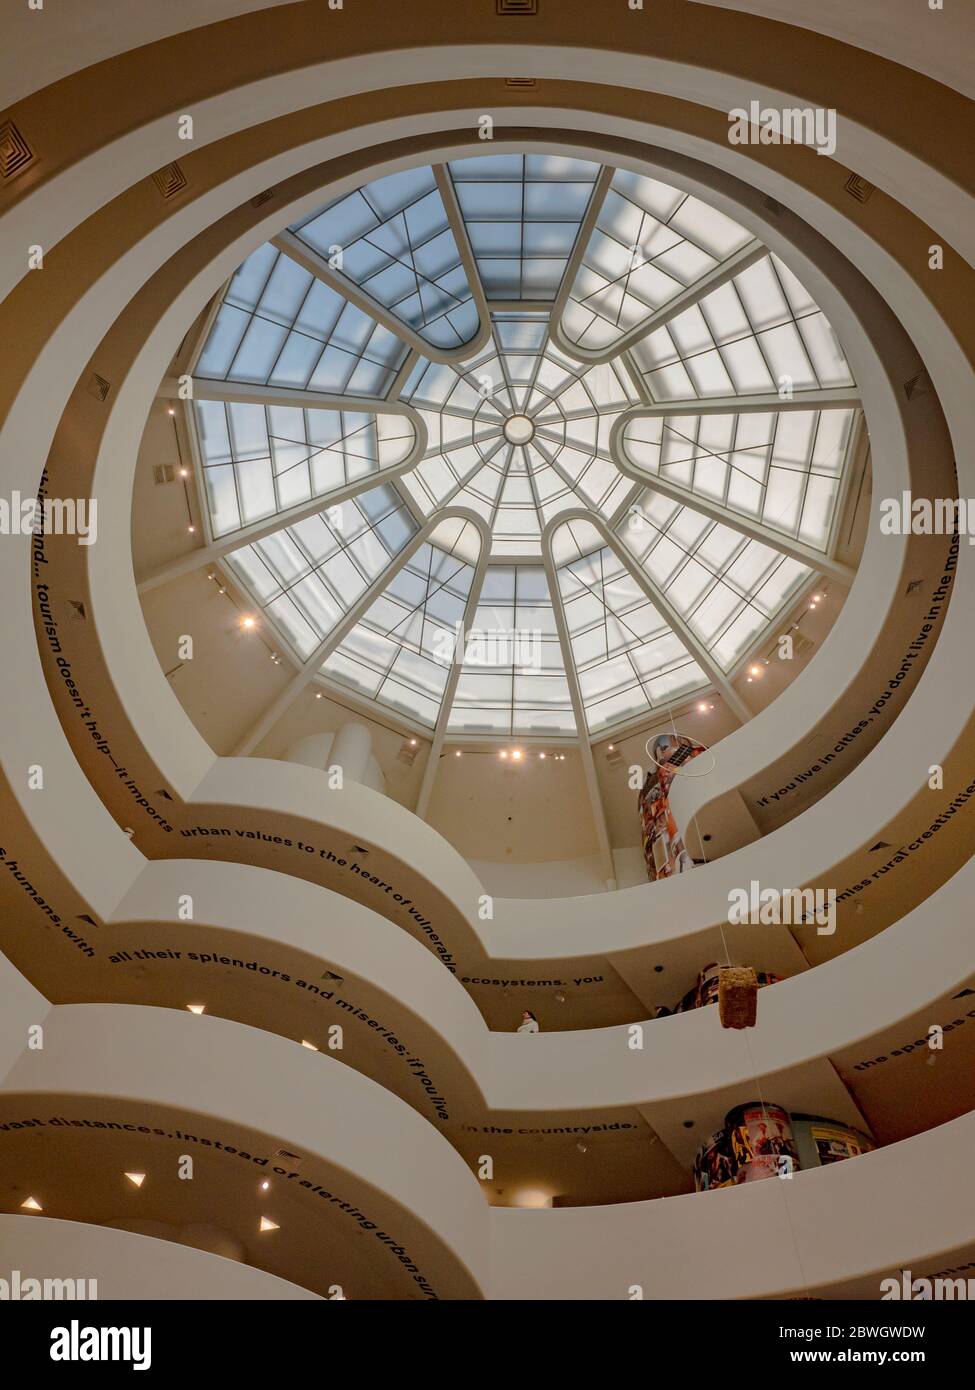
259, 1216, 279, 1233
125, 1172, 146, 1188
186, 1003, 206, 1015
20, 1196, 43, 1212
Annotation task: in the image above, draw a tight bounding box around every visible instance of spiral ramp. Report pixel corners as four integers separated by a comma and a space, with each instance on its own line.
1, 0, 974, 1301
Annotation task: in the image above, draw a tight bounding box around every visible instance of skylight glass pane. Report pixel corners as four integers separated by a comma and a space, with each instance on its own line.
321, 520, 482, 727
630, 253, 854, 400
291, 168, 481, 351
618, 407, 857, 549
616, 493, 811, 671
194, 400, 417, 539
447, 565, 575, 736
195, 245, 408, 396
223, 483, 418, 659
552, 532, 707, 733
449, 154, 599, 302
560, 170, 753, 354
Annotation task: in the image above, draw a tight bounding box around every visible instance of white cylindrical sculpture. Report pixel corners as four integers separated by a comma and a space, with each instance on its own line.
328, 722, 374, 785
282, 723, 385, 794
282, 732, 335, 771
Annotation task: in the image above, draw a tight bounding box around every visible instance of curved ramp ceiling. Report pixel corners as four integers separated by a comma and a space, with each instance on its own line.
1, 0, 974, 1304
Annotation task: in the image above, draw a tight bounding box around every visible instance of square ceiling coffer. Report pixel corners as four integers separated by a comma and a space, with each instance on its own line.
0, 121, 34, 182
152, 161, 188, 199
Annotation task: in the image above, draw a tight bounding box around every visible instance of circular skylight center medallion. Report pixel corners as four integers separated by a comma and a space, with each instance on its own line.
503, 413, 535, 446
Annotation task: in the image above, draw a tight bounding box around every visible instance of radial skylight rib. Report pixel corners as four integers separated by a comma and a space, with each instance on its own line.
448, 566, 575, 736
195, 243, 408, 396
558, 169, 755, 354
553, 525, 708, 734
629, 253, 854, 401
289, 167, 481, 351
617, 407, 855, 550
448, 154, 601, 301
616, 491, 810, 672
320, 520, 482, 727
194, 399, 417, 539
224, 483, 418, 660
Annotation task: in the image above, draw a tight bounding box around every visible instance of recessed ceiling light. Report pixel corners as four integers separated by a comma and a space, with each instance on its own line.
539, 752, 546, 759
187, 524, 195, 533
260, 1180, 270, 1192
179, 468, 188, 477
749, 664, 762, 676
259, 1216, 279, 1233
607, 744, 614, 751
511, 748, 523, 761
499, 750, 508, 760
240, 616, 256, 630
697, 701, 708, 712
125, 1172, 146, 1188
455, 750, 462, 757
409, 738, 418, 747
315, 692, 322, 699
167, 407, 176, 416
186, 1003, 205, 1015
20, 1196, 42, 1212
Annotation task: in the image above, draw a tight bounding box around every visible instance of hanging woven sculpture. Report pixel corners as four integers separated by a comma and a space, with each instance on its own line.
718, 965, 759, 1029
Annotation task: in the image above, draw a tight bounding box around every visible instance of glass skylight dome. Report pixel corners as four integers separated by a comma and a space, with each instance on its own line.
187, 153, 861, 741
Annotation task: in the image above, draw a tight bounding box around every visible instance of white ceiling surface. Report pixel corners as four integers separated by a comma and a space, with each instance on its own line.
687, 0, 975, 100
5, 1, 971, 111
1, 0, 296, 110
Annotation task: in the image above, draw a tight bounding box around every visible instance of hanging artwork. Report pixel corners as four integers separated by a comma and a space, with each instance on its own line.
638, 734, 707, 881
